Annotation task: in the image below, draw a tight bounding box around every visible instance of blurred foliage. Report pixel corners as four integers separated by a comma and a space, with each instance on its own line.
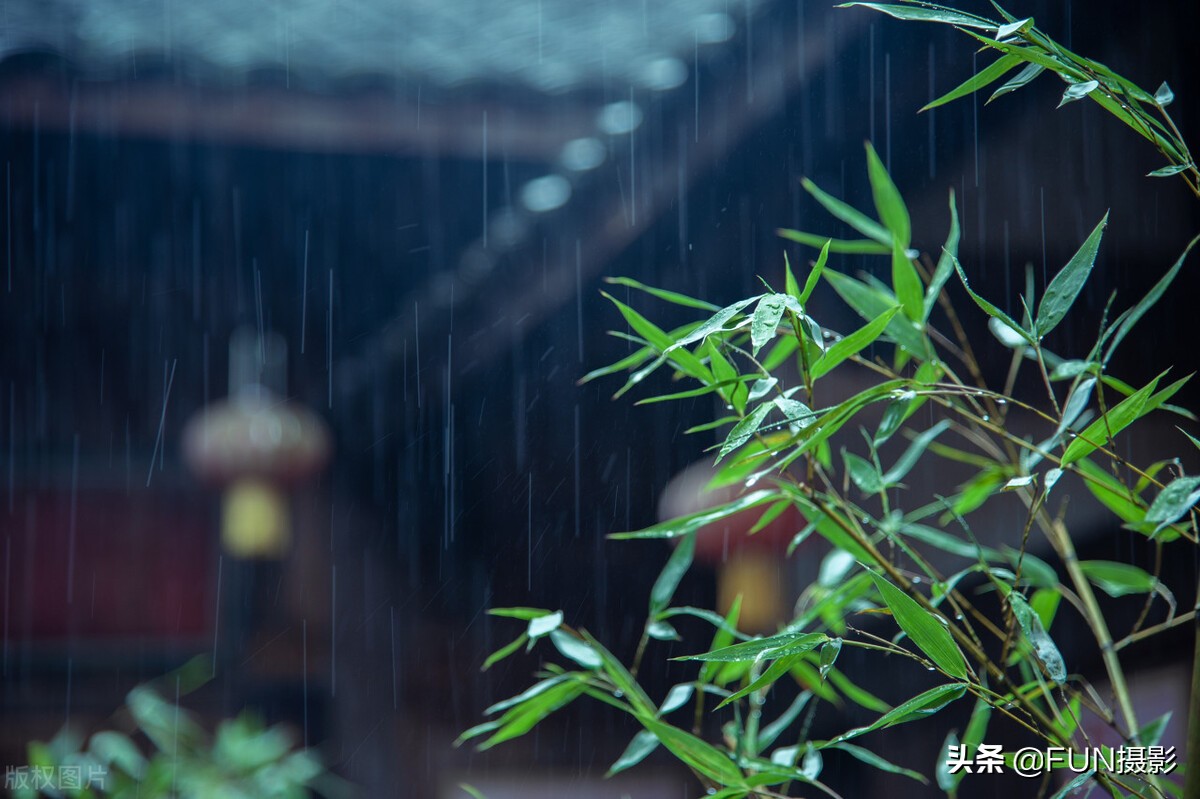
16, 659, 347, 799
466, 4, 1199, 797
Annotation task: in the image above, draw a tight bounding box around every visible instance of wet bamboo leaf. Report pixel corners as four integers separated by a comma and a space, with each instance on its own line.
1078, 560, 1158, 598
527, 611, 563, 639
827, 684, 967, 745
748, 499, 792, 536
665, 296, 762, 356
549, 630, 602, 670
800, 240, 832, 305
580, 631, 655, 715
1054, 377, 1096, 442
646, 620, 680, 641
1061, 373, 1162, 465
799, 178, 891, 245
869, 572, 969, 679
649, 533, 694, 617
659, 683, 695, 715
1058, 79, 1100, 107
677, 631, 827, 663
1076, 458, 1147, 523
891, 240, 923, 322
989, 62, 1046, 102
837, 3, 996, 29
1148, 163, 1192, 177
716, 653, 800, 709
1104, 234, 1199, 363
1035, 213, 1108, 338
825, 270, 928, 356
718, 402, 774, 461
603, 276, 719, 312
996, 17, 1032, 39
701, 597, 743, 684
818, 638, 842, 680
1006, 590, 1067, 683
923, 189, 960, 322
752, 294, 788, 355
922, 53, 1022, 111
845, 451, 885, 494
874, 394, 911, 446
458, 783, 488, 799
478, 679, 586, 750
952, 254, 1034, 345
811, 306, 902, 379
637, 717, 747, 787
1144, 475, 1200, 534
1049, 771, 1095, 799
777, 228, 890, 255
830, 742, 928, 783
607, 730, 659, 777
1155, 81, 1175, 106
610, 489, 780, 540
865, 141, 911, 247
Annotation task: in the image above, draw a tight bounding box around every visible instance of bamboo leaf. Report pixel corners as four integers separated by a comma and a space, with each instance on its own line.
800, 178, 892, 245
777, 228, 891, 255
610, 489, 781, 540
1035, 213, 1108, 338
752, 294, 788, 355
607, 730, 659, 777
989, 62, 1045, 102
637, 717, 747, 787
1061, 374, 1162, 465
836, 3, 996, 29
1058, 79, 1099, 107
952, 254, 1034, 345
549, 630, 603, 670
829, 742, 928, 784
1005, 590, 1067, 683
883, 420, 952, 485
1144, 475, 1200, 534
603, 277, 720, 312
1078, 560, 1159, 597
677, 631, 828, 663
891, 239, 923, 322
649, 534, 695, 616
827, 684, 967, 745
825, 270, 929, 356
718, 402, 775, 461
921, 53, 1022, 111
1104, 234, 1199, 363
482, 633, 528, 671
923, 189, 960, 322
865, 141, 911, 247
801, 240, 832, 305
811, 306, 902, 379
869, 572, 968, 679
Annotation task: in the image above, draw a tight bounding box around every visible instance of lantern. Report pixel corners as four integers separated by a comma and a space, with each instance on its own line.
182, 328, 330, 558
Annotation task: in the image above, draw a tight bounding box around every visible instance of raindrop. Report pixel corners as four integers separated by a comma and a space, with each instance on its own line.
911, 576, 922, 584
597, 101, 643, 135
520, 175, 571, 213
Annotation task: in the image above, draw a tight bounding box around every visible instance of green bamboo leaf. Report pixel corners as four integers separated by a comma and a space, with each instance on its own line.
665, 296, 762, 355
707, 340, 747, 414
921, 53, 1022, 111
478, 679, 586, 750
1147, 163, 1192, 178
1104, 234, 1199, 363
825, 270, 928, 356
1035, 213, 1108, 338
600, 292, 713, 389
923, 190, 960, 322
819, 638, 842, 680
637, 717, 747, 787
865, 141, 911, 247
488, 607, 554, 620
1058, 79, 1099, 107
528, 611, 563, 639
1061, 373, 1162, 465
677, 631, 828, 663
801, 240, 832, 306
650, 534, 695, 616
701, 597, 743, 684
989, 62, 1045, 102
1078, 560, 1159, 597
883, 420, 952, 485
580, 630, 655, 715
891, 239, 923, 322
718, 402, 775, 461
1076, 458, 1147, 523
800, 178, 892, 245
603, 277, 719, 312
952, 254, 1034, 345
1144, 475, 1200, 534
777, 228, 891, 255
610, 489, 781, 540
481, 633, 528, 671
1005, 590, 1067, 683
869, 572, 968, 679
836, 3, 996, 29
549, 629, 603, 670
607, 730, 659, 777
827, 684, 968, 745
716, 653, 800, 709
459, 783, 488, 799
752, 294, 788, 355
757, 692, 813, 751
826, 666, 892, 713
845, 451, 885, 494
829, 742, 928, 784
811, 306, 902, 379
577, 344, 656, 385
